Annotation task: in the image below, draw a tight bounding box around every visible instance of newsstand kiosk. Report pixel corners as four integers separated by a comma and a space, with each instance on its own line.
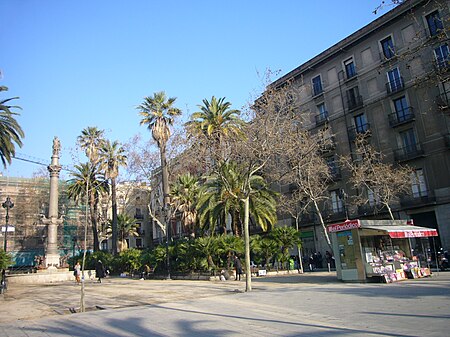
327, 219, 438, 282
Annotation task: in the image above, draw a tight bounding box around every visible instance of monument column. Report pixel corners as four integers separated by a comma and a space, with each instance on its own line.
42, 137, 64, 268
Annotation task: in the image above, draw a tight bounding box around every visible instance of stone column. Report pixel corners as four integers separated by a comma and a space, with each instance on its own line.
42, 137, 64, 268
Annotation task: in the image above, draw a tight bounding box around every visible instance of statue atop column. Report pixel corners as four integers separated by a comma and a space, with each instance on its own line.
41, 136, 64, 269
52, 136, 61, 156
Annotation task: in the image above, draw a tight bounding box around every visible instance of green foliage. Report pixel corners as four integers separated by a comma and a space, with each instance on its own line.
113, 248, 142, 274
250, 234, 278, 268
270, 226, 302, 268
0, 249, 13, 270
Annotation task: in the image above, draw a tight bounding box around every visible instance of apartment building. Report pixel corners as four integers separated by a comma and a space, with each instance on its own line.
272, 0, 450, 255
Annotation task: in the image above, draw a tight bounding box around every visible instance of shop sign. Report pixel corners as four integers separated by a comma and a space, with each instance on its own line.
327, 220, 360, 233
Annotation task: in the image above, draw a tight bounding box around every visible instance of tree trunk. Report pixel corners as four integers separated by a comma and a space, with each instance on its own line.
90, 192, 99, 251
111, 177, 118, 255
385, 203, 395, 220
313, 199, 332, 248
243, 196, 252, 292
295, 216, 304, 274
159, 143, 171, 279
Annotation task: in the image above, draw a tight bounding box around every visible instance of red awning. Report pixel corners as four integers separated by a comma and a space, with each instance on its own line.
362, 225, 438, 238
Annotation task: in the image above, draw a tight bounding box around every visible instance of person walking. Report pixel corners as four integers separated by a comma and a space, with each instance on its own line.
95, 260, 106, 283
74, 261, 81, 284
234, 255, 243, 281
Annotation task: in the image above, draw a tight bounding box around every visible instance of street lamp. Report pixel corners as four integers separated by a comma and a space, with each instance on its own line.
2, 196, 14, 252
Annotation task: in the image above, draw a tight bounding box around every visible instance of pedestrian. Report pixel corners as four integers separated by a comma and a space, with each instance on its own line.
74, 261, 81, 284
234, 255, 243, 281
325, 251, 332, 272
309, 254, 315, 271
95, 260, 106, 283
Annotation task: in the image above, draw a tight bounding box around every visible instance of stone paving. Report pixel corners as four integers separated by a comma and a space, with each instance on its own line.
1, 271, 449, 336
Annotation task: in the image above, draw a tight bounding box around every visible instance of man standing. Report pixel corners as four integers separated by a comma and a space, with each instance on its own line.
234, 255, 243, 281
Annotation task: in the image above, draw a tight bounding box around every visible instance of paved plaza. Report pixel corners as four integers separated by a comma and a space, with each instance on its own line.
0, 271, 449, 336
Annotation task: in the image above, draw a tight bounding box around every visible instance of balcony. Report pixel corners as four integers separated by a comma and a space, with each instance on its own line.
393, 143, 425, 162
400, 191, 436, 209
329, 166, 342, 181
324, 207, 347, 222
319, 136, 336, 153
357, 204, 387, 217
315, 111, 329, 126
386, 77, 404, 94
436, 90, 450, 110
134, 214, 144, 220
347, 95, 363, 111
348, 123, 370, 141
434, 58, 450, 73
379, 50, 396, 62
388, 107, 415, 127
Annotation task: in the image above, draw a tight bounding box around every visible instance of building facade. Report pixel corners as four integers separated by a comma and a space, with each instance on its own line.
272, 0, 450, 255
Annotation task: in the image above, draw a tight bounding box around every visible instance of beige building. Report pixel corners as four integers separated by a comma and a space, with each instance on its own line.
272, 0, 450, 255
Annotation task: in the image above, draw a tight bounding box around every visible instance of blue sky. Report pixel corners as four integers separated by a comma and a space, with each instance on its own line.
1, 0, 391, 178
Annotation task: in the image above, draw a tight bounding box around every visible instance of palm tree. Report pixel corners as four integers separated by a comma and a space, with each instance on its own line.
170, 173, 199, 238
137, 91, 181, 208
66, 163, 109, 251
197, 161, 278, 236
270, 226, 301, 270
105, 213, 139, 252
99, 139, 127, 255
77, 127, 105, 165
186, 96, 244, 160
75, 127, 106, 251
0, 86, 24, 167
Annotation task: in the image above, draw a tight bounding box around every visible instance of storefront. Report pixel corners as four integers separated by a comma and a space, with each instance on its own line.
328, 219, 438, 282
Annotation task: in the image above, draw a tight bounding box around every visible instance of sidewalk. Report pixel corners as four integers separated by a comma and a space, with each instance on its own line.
1, 271, 449, 336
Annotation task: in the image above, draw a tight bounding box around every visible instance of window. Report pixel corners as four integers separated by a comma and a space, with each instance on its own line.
411, 169, 428, 197
344, 58, 357, 79
312, 75, 323, 96
101, 240, 108, 251
399, 128, 418, 153
326, 157, 339, 176
346, 86, 361, 109
135, 238, 142, 248
330, 190, 344, 213
380, 36, 395, 59
434, 44, 449, 70
354, 113, 368, 133
387, 68, 403, 93
367, 188, 381, 206
426, 10, 443, 37
393, 96, 411, 122
318, 103, 327, 118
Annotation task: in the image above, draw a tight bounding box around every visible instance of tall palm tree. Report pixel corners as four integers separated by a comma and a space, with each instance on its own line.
76, 127, 106, 251
0, 86, 24, 167
99, 140, 127, 255
66, 163, 109, 251
186, 96, 244, 160
170, 173, 199, 238
137, 91, 181, 208
77, 127, 105, 165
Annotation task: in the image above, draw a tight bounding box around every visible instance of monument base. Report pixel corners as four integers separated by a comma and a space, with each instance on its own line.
45, 254, 60, 268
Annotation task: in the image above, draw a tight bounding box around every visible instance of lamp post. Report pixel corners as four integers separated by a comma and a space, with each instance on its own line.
2, 196, 14, 252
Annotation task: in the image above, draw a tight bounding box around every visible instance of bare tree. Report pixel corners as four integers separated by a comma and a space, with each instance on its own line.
340, 134, 412, 220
